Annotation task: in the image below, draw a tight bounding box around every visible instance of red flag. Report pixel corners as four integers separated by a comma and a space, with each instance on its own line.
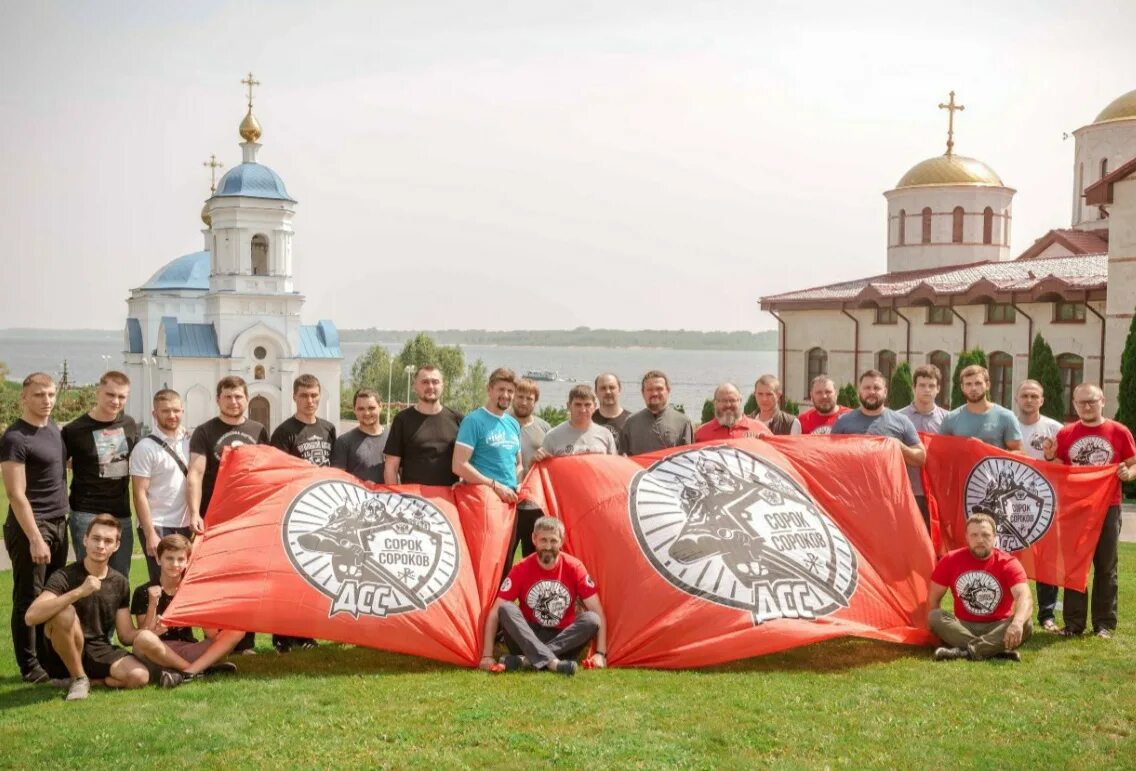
162, 445, 513, 667
922, 434, 1116, 592
521, 437, 936, 669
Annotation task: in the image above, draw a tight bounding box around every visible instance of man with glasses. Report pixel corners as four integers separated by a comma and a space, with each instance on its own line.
1042, 383, 1136, 639
695, 383, 770, 441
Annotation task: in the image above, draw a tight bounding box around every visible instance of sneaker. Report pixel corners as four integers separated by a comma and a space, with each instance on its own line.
552, 659, 578, 676
1040, 619, 1060, 634
500, 654, 530, 672
240, 648, 258, 656
159, 670, 196, 689
995, 650, 1022, 662
273, 638, 294, 654
65, 676, 90, 701
21, 666, 50, 685
1094, 628, 1114, 640
933, 646, 970, 661
203, 661, 238, 676
296, 638, 318, 650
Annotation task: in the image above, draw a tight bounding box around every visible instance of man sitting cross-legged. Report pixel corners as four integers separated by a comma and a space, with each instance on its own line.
480, 516, 607, 676
24, 514, 151, 701
130, 534, 245, 688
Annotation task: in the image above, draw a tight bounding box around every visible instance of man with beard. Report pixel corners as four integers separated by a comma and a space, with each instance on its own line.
452, 368, 522, 504
507, 378, 551, 561
332, 389, 387, 484
1042, 383, 1136, 638
939, 365, 1022, 451
695, 383, 771, 441
592, 373, 631, 451
130, 389, 192, 583
384, 365, 463, 486
928, 512, 1032, 661
619, 370, 693, 456
797, 376, 851, 435
832, 370, 925, 511
480, 516, 607, 676
750, 375, 800, 435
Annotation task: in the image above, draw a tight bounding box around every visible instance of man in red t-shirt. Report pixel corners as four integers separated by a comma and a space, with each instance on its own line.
928, 512, 1033, 661
1042, 383, 1136, 638
694, 383, 771, 442
479, 516, 607, 675
797, 376, 851, 435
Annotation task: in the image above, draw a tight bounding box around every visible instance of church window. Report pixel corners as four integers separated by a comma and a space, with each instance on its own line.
253, 346, 267, 360
876, 350, 897, 385
951, 207, 964, 243
875, 307, 897, 325
254, 365, 266, 380
806, 348, 827, 397
989, 352, 1013, 408
982, 207, 994, 244
251, 234, 269, 276
897, 209, 906, 245
921, 208, 932, 244
1053, 301, 1086, 323
929, 351, 951, 408
985, 303, 1015, 324
926, 306, 952, 325
1100, 158, 1109, 180
1057, 353, 1084, 419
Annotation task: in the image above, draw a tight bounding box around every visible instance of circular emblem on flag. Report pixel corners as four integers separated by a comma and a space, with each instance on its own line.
628, 445, 858, 624
964, 457, 1055, 552
954, 570, 1002, 616
282, 480, 460, 618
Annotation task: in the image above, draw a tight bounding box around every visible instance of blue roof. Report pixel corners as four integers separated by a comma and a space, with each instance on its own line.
299, 321, 342, 359
162, 317, 221, 358
214, 162, 294, 201
140, 251, 210, 291
125, 318, 143, 354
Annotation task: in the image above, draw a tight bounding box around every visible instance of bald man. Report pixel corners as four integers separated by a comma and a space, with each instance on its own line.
695, 383, 770, 442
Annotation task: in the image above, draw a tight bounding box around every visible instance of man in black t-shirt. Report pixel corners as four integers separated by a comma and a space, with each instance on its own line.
2, 373, 70, 683
332, 389, 388, 483
269, 374, 336, 652
384, 365, 463, 486
25, 514, 150, 701
592, 373, 631, 453
62, 371, 140, 579
129, 534, 243, 687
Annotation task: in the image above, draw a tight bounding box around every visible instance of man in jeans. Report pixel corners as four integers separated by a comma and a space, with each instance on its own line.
62, 370, 140, 579
2, 373, 71, 683
130, 389, 192, 583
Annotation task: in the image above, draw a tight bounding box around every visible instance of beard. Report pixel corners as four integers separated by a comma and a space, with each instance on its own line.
968, 545, 992, 560
537, 548, 559, 566
860, 396, 883, 411
716, 412, 739, 427
512, 403, 533, 418
965, 391, 987, 404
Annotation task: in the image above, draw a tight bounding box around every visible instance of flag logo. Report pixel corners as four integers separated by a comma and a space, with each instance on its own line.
629, 445, 858, 624
964, 457, 1055, 551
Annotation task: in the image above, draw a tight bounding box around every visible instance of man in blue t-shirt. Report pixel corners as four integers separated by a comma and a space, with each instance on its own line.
832, 370, 925, 496
939, 365, 1023, 451
453, 368, 523, 504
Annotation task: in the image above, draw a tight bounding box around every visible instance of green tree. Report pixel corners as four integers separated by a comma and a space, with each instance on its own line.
349, 344, 394, 397
950, 348, 988, 409
744, 393, 758, 416
394, 333, 465, 394
537, 405, 568, 427
837, 383, 859, 409
1116, 314, 1136, 430
0, 359, 9, 382
1028, 333, 1066, 422
783, 398, 800, 416
448, 359, 488, 415
888, 361, 914, 410
701, 399, 715, 423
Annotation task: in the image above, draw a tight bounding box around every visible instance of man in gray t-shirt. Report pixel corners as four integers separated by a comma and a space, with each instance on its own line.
896, 364, 949, 530
537, 385, 618, 459
332, 390, 388, 484
619, 370, 693, 456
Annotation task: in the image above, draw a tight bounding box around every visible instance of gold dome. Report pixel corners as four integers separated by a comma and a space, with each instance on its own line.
239, 109, 262, 143
200, 202, 211, 227
1094, 89, 1136, 124
895, 154, 1003, 188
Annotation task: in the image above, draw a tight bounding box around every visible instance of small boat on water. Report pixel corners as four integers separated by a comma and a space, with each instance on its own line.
523, 369, 558, 381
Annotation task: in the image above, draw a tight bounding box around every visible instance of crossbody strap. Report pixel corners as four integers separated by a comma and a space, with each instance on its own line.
146, 434, 188, 476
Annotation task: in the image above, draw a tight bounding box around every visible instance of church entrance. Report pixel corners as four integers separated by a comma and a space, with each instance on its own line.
249, 395, 271, 430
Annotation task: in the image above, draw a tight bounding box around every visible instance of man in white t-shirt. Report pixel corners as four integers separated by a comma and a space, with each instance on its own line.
130, 389, 192, 583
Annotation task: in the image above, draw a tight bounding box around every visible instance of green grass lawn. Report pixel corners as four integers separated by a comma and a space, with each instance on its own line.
0, 550, 1134, 768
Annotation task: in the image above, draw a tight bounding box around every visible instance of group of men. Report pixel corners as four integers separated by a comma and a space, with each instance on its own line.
2, 358, 1131, 698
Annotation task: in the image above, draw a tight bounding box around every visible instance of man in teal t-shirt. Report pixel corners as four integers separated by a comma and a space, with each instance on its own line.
939, 365, 1023, 451
453, 368, 523, 503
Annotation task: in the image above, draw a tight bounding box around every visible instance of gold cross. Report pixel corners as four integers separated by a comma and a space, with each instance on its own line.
938, 90, 965, 157
241, 71, 261, 108
203, 154, 224, 193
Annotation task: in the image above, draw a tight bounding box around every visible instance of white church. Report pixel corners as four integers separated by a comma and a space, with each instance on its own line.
122, 80, 342, 431
761, 88, 1136, 420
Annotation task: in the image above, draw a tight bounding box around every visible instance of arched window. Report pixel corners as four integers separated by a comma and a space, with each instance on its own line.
1057, 353, 1084, 419
989, 351, 1013, 408
897, 209, 906, 246
1101, 158, 1109, 180
251, 234, 269, 276
921, 207, 932, 244
877, 350, 897, 385
982, 207, 994, 244
929, 351, 951, 408
952, 207, 965, 243
806, 347, 828, 398
254, 364, 266, 380
249, 396, 271, 431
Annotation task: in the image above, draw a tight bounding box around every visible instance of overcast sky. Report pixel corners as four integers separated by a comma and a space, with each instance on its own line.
1, 1, 1134, 332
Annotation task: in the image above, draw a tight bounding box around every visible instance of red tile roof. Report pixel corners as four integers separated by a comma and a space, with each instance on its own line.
1085, 155, 1136, 205
1017, 228, 1108, 260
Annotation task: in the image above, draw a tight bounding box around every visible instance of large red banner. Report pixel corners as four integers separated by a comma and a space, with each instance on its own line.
162, 445, 514, 666
921, 434, 1116, 592
521, 436, 936, 668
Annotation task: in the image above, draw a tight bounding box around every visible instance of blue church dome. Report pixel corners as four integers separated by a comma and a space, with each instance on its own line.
140, 250, 210, 291
214, 162, 294, 201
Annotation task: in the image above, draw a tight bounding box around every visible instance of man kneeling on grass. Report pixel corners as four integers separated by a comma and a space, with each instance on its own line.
130, 534, 244, 688
480, 516, 607, 675
24, 514, 150, 701
928, 512, 1033, 662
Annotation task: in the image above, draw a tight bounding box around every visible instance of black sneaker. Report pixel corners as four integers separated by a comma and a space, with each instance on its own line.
995, 650, 1022, 662
500, 654, 530, 672
552, 660, 578, 676
203, 662, 238, 676
933, 646, 970, 661
159, 670, 196, 689
22, 666, 50, 685
296, 638, 318, 650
